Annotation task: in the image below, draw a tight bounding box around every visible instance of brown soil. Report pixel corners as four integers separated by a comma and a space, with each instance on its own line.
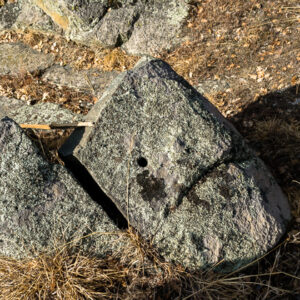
0, 0, 299, 298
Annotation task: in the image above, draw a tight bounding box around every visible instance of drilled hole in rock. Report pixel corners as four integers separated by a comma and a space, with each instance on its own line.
137, 157, 148, 168
61, 155, 128, 229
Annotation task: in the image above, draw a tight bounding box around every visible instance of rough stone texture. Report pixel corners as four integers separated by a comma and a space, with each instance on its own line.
0, 1, 22, 31
25, 0, 189, 55
0, 96, 24, 119
122, 1, 189, 55
155, 158, 291, 271
0, 96, 84, 124
94, 4, 140, 48
42, 65, 119, 98
60, 57, 291, 271
0, 117, 120, 259
0, 42, 55, 76
13, 0, 62, 34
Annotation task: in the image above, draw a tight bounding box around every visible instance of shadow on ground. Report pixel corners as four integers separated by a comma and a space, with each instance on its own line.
229, 85, 300, 188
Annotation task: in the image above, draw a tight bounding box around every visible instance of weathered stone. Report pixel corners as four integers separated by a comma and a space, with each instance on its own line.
42, 65, 119, 97
0, 96, 84, 124
122, 1, 189, 55
0, 96, 24, 119
0, 117, 120, 259
154, 158, 291, 272
60, 57, 291, 271
26, 0, 189, 55
0, 42, 55, 76
13, 0, 62, 34
94, 4, 140, 48
0, 1, 21, 31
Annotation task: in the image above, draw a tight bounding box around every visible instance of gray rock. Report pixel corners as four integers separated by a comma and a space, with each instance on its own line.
26, 0, 189, 55
42, 65, 119, 97
0, 42, 55, 76
13, 0, 62, 34
94, 4, 140, 48
60, 57, 291, 271
0, 117, 120, 259
0, 1, 22, 31
122, 1, 189, 55
156, 158, 291, 272
0, 96, 24, 119
0, 97, 84, 124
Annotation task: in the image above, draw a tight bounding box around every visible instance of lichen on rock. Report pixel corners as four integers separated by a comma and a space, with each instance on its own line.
59, 57, 292, 272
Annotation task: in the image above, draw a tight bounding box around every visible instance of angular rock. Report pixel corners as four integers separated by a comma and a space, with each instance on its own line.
94, 4, 140, 48
0, 117, 120, 259
60, 57, 291, 271
13, 0, 62, 34
0, 97, 84, 124
156, 158, 291, 271
0, 97, 24, 120
42, 65, 119, 98
122, 1, 189, 55
27, 0, 189, 55
0, 42, 55, 76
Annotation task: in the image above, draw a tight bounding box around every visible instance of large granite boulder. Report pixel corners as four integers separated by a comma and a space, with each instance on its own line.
18, 0, 189, 55
60, 57, 291, 272
0, 117, 121, 259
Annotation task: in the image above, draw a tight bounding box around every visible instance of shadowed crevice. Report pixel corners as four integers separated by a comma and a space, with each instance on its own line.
61, 154, 128, 229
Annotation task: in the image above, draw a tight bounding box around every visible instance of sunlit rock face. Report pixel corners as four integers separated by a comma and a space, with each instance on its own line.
60, 57, 291, 272
0, 117, 121, 259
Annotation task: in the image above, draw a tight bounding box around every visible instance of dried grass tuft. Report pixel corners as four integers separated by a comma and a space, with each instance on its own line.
0, 227, 298, 300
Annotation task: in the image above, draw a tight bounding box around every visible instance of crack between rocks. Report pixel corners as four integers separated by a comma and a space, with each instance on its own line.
123, 11, 141, 46
61, 154, 128, 230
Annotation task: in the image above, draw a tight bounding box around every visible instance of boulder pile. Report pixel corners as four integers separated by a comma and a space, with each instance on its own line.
1, 0, 189, 55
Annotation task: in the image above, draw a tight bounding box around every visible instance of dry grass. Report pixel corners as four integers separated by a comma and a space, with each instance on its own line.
0, 29, 139, 72
160, 0, 300, 117
0, 73, 97, 114
0, 227, 299, 300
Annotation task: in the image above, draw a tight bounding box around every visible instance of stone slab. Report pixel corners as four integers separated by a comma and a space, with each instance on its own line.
153, 158, 291, 271
13, 0, 62, 34
122, 1, 189, 55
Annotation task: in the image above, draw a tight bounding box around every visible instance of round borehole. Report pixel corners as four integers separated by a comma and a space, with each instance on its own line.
137, 157, 148, 168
